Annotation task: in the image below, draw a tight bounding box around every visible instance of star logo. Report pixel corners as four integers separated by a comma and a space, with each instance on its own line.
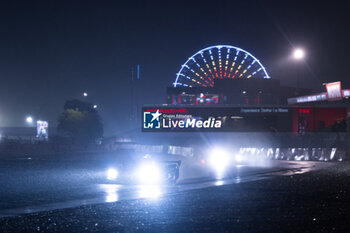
143, 109, 162, 129
151, 109, 162, 122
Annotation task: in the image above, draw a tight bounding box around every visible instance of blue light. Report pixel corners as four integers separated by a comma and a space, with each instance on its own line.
241, 55, 248, 64
137, 64, 140, 80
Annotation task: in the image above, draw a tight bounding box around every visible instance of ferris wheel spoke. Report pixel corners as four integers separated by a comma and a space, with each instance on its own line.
194, 53, 213, 85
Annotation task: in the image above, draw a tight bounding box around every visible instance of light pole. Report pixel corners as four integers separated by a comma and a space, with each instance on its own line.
25, 116, 35, 143
292, 48, 305, 95
292, 48, 306, 137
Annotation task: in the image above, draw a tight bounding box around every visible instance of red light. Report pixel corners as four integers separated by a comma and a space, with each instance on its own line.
299, 109, 310, 114
146, 109, 188, 113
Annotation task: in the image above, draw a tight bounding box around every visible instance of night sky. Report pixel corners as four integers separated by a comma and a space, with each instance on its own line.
0, 0, 349, 135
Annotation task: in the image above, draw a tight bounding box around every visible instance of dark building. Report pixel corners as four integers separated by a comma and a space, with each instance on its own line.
167, 79, 312, 106
163, 78, 350, 135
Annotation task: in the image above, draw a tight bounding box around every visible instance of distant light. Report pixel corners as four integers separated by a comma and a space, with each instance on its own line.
93, 105, 98, 109
242, 91, 246, 94
293, 48, 305, 60
26, 116, 33, 124
83, 92, 88, 97
137, 64, 140, 80
107, 168, 118, 180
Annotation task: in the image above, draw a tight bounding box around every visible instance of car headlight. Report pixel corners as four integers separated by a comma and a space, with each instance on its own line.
208, 147, 231, 173
136, 162, 161, 184
235, 153, 244, 162
107, 168, 118, 180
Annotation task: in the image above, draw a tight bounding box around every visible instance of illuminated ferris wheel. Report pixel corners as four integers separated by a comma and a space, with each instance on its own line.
173, 45, 270, 87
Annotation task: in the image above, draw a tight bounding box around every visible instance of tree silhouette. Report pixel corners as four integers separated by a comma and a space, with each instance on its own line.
57, 99, 103, 144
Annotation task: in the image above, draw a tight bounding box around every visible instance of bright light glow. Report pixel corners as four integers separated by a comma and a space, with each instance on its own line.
294, 155, 304, 161
330, 148, 336, 160
208, 148, 231, 175
106, 191, 118, 203
215, 180, 224, 186
139, 185, 162, 199
235, 154, 243, 162
107, 168, 118, 180
93, 105, 98, 109
83, 92, 88, 97
137, 162, 162, 184
26, 116, 33, 124
100, 184, 120, 203
293, 48, 305, 60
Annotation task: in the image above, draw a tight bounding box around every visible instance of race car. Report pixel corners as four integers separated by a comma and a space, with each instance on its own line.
106, 154, 181, 185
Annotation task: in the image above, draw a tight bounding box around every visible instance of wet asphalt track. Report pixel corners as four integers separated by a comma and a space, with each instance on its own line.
0, 157, 332, 218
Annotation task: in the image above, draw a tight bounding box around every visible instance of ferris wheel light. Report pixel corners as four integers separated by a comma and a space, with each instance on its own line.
173, 45, 271, 87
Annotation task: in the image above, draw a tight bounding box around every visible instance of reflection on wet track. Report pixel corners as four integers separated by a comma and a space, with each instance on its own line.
0, 160, 333, 218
